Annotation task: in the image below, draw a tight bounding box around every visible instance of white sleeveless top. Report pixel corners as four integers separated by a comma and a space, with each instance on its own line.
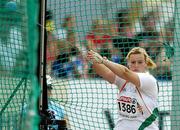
114, 72, 159, 130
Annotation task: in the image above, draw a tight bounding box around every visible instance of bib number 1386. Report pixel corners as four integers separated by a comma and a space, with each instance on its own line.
118, 102, 136, 114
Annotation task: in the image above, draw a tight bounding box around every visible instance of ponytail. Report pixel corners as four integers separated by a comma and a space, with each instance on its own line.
146, 56, 157, 69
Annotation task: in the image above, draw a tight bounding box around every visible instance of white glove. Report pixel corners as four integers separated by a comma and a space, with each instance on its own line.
93, 51, 104, 64
87, 50, 103, 64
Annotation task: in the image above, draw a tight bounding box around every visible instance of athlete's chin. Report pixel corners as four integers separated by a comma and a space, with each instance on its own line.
132, 69, 139, 72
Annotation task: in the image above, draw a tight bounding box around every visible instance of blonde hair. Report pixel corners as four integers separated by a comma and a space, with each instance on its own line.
126, 47, 157, 69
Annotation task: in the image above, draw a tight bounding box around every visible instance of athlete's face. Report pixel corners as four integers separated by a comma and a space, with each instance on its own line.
128, 53, 147, 73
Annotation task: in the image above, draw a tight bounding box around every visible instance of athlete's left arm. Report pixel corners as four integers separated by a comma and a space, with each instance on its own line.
103, 59, 140, 88
88, 50, 140, 87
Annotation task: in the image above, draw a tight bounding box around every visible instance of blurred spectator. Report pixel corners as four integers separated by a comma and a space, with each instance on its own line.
114, 1, 174, 79
135, 32, 172, 80
113, 37, 139, 65
45, 11, 79, 79
136, 32, 162, 60
162, 20, 174, 45
140, 0, 175, 80
86, 19, 121, 77
53, 50, 83, 78
87, 19, 111, 57
86, 19, 119, 59
141, 11, 159, 33
116, 8, 135, 38
113, 8, 140, 64
0, 1, 24, 74
140, 0, 175, 33
52, 15, 88, 78
45, 10, 58, 76
62, 15, 88, 78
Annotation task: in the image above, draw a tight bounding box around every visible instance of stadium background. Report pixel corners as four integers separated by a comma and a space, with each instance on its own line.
0, 0, 180, 130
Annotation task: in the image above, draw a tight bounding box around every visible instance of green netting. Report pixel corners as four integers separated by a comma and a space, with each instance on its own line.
1, 0, 180, 130
45, 0, 179, 130
0, 0, 39, 130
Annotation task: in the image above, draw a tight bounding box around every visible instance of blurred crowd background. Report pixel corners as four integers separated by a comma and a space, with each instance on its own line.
0, 0, 175, 129
46, 0, 175, 80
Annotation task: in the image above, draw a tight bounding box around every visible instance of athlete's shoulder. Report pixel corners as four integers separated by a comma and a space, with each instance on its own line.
137, 72, 156, 81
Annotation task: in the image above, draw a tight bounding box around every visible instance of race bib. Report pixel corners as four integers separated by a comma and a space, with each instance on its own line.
117, 96, 139, 118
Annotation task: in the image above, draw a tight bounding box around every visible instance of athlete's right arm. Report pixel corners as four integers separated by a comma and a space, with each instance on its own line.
92, 63, 116, 84
87, 50, 140, 87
